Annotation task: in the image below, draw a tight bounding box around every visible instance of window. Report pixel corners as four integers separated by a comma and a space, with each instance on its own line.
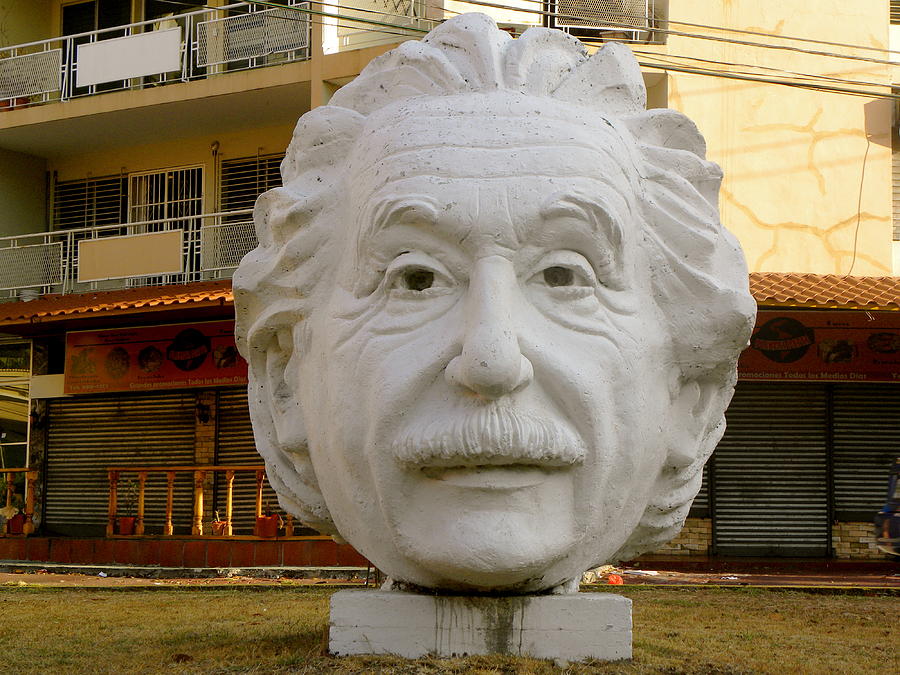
128, 166, 204, 225
52, 174, 127, 230
62, 0, 132, 36
220, 152, 284, 219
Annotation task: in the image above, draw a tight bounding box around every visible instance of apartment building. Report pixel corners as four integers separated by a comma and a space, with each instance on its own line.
0, 0, 896, 566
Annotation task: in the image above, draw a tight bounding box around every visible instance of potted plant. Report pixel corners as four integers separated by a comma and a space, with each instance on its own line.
116, 479, 138, 536
254, 501, 281, 538
210, 510, 228, 536
3, 494, 24, 535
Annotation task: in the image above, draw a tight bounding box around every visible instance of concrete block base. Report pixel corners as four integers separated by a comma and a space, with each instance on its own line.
329, 590, 631, 662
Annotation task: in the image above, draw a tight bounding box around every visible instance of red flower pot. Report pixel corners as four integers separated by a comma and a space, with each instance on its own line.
6, 513, 25, 535
117, 516, 136, 536
254, 514, 280, 538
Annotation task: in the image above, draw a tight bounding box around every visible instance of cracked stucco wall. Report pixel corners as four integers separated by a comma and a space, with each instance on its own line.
662, 1, 893, 275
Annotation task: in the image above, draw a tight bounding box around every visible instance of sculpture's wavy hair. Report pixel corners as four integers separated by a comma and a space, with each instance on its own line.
233, 14, 756, 560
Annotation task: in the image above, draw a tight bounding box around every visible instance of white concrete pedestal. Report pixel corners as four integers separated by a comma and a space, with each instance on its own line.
329, 590, 631, 662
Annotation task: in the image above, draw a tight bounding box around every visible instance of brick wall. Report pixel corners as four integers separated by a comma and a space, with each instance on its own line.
654, 517, 712, 555
832, 521, 885, 559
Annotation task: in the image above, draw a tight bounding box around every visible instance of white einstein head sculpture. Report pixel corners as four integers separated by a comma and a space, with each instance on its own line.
234, 14, 756, 594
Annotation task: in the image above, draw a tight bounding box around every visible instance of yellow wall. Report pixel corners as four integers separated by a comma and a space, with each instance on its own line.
0, 1, 53, 47
661, 1, 893, 275
0, 149, 47, 236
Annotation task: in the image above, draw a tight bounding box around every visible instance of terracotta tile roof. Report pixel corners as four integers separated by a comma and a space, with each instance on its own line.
749, 273, 900, 310
0, 280, 233, 326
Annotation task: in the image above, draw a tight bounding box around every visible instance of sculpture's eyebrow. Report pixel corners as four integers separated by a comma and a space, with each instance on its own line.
538, 191, 625, 253
356, 196, 441, 260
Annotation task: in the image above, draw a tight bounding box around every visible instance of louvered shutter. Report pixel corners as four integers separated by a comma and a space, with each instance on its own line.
45, 392, 196, 536
712, 382, 829, 556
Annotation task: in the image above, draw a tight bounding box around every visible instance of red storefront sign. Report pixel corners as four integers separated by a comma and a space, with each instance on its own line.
739, 310, 900, 383
65, 321, 247, 394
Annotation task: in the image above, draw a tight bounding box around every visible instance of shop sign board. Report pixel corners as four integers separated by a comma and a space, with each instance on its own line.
739, 309, 900, 383
65, 321, 247, 394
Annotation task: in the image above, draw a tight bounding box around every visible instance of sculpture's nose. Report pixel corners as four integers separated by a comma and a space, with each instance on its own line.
445, 256, 534, 399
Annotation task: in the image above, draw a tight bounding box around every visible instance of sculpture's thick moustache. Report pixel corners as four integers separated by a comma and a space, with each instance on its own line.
391, 403, 585, 468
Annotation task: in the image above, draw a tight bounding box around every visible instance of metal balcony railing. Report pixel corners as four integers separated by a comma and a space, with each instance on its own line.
0, 209, 256, 301
0, 2, 310, 106
553, 0, 659, 42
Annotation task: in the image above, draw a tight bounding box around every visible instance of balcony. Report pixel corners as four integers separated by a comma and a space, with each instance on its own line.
0, 209, 255, 302
0, 2, 311, 109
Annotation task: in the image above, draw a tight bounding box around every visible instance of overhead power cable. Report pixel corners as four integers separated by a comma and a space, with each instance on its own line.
631, 50, 895, 93
630, 59, 898, 100
167, 0, 900, 67
154, 1, 899, 100
441, 0, 900, 67
449, 0, 900, 57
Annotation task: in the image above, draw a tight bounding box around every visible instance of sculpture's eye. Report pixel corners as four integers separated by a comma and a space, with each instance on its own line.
400, 268, 434, 291
384, 252, 454, 298
543, 266, 574, 287
528, 251, 600, 299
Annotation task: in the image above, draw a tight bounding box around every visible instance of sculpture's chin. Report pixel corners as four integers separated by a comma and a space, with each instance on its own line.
389, 507, 581, 593
359, 463, 585, 592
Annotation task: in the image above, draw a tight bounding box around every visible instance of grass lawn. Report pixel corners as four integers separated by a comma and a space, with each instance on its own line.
0, 585, 896, 674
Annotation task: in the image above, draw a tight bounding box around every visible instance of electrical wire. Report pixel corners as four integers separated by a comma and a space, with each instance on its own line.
447, 0, 900, 58
437, 0, 900, 67
161, 0, 900, 69
143, 1, 900, 100
846, 137, 873, 276
632, 58, 898, 100
632, 50, 894, 94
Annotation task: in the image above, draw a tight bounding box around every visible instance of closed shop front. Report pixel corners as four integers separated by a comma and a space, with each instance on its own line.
707, 381, 900, 557
45, 391, 196, 536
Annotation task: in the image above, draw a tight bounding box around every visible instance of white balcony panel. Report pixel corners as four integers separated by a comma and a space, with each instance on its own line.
76, 28, 182, 87
0, 242, 64, 290
77, 230, 184, 282
0, 50, 62, 99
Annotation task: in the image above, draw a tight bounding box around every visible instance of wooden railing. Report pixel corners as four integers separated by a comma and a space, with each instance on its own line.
2, 468, 37, 536
106, 465, 294, 538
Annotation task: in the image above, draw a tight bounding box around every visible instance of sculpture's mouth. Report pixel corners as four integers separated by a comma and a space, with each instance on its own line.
420, 463, 565, 489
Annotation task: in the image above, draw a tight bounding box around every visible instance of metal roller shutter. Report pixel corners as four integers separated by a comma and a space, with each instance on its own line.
832, 384, 900, 520
214, 387, 282, 534
689, 465, 709, 517
45, 392, 196, 537
712, 382, 829, 556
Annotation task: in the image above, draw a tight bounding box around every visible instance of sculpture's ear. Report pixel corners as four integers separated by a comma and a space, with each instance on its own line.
666, 376, 729, 469
262, 327, 307, 451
